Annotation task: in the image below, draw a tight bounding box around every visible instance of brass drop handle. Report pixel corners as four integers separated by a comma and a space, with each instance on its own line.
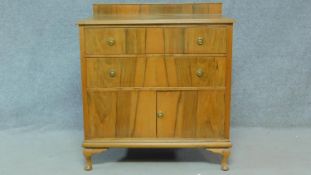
156, 111, 164, 119
196, 68, 204, 77
106, 38, 116, 46
197, 37, 204, 45
108, 69, 116, 78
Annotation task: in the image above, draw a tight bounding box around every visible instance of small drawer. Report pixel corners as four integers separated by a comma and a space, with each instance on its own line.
184, 26, 227, 53
86, 57, 146, 88
84, 28, 145, 55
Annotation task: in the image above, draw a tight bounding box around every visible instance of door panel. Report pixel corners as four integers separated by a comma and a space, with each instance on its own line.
157, 91, 197, 137
156, 91, 225, 138
87, 91, 156, 138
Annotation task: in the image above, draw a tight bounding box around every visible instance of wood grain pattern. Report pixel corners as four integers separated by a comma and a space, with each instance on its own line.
84, 27, 125, 55
126, 28, 146, 54
86, 56, 226, 88
156, 91, 181, 137
79, 16, 235, 25
146, 28, 165, 53
83, 138, 232, 148
86, 57, 146, 88
192, 3, 210, 14
185, 26, 227, 53
224, 25, 233, 139
87, 91, 156, 138
79, 26, 91, 139
93, 3, 222, 16
157, 91, 197, 138
87, 87, 226, 91
156, 91, 225, 138
84, 26, 227, 55
84, 27, 145, 55
79, 2, 234, 171
166, 56, 226, 87
196, 91, 226, 138
85, 53, 228, 58
209, 3, 223, 14
93, 4, 141, 16
144, 56, 168, 86
140, 4, 193, 15
165, 26, 228, 54
164, 28, 185, 53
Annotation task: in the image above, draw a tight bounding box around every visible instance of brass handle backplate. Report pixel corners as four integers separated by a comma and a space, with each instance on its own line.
196, 68, 204, 77
197, 37, 204, 45
157, 111, 164, 119
108, 69, 116, 78
106, 38, 116, 46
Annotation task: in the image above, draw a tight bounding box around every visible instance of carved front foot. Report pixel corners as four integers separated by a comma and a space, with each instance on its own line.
83, 148, 107, 171
206, 148, 231, 171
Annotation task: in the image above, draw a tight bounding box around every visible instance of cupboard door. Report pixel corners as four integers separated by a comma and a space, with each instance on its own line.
87, 91, 156, 138
87, 57, 146, 88
156, 91, 225, 138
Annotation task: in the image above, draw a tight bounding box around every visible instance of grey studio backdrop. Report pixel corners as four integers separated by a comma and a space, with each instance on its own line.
1, 0, 311, 131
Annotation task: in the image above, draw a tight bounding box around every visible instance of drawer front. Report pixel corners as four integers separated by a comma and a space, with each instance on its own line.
86, 56, 226, 88
83, 26, 228, 55
184, 26, 227, 53
146, 26, 228, 54
86, 56, 167, 88
87, 57, 146, 88
166, 56, 226, 87
156, 91, 225, 138
84, 27, 145, 55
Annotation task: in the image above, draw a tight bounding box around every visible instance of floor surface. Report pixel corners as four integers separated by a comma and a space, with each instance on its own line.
0, 127, 310, 175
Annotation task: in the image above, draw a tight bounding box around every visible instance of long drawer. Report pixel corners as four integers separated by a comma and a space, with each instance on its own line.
86, 56, 226, 88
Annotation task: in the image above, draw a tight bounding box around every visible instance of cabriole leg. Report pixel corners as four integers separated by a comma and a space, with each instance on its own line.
206, 148, 231, 171
83, 148, 107, 171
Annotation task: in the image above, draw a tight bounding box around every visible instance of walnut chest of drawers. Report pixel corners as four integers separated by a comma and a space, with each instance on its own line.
78, 3, 234, 171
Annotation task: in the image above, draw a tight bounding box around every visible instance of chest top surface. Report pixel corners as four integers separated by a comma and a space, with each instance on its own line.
78, 3, 235, 25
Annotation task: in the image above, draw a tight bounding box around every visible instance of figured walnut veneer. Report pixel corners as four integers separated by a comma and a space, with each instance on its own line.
78, 2, 234, 171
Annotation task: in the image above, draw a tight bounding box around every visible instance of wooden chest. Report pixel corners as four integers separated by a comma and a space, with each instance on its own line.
78, 3, 234, 171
